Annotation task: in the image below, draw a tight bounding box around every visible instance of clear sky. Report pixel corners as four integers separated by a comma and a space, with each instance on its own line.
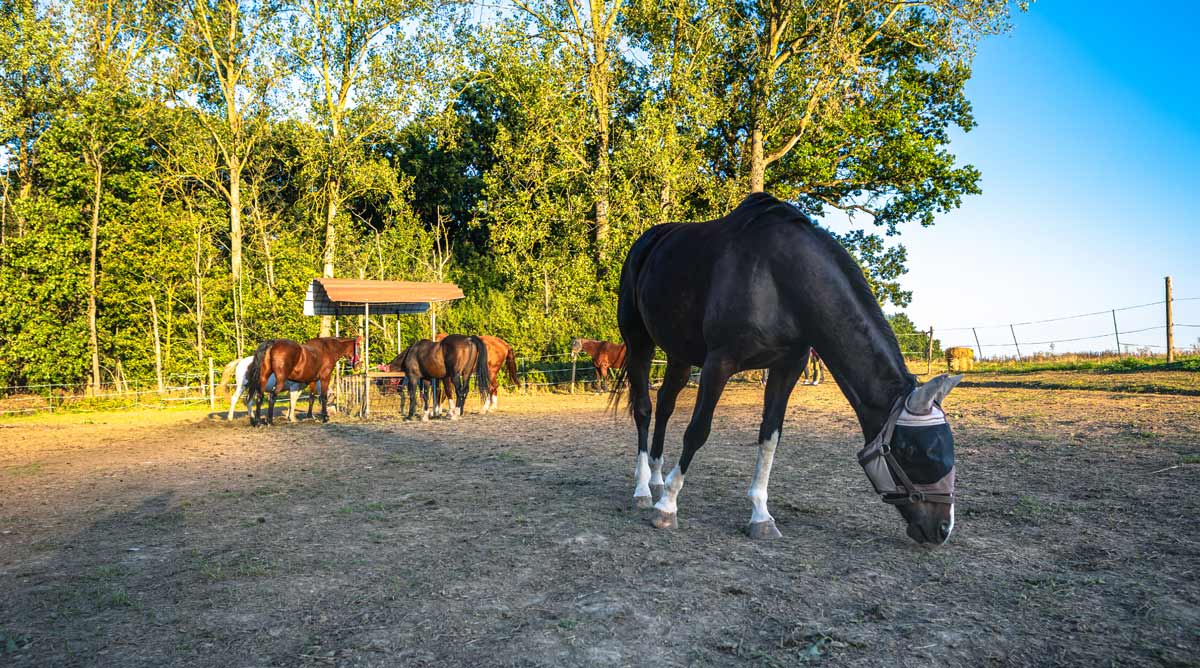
822, 2, 1200, 356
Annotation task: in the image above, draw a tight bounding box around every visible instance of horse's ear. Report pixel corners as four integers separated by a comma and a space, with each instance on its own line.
906, 374, 964, 414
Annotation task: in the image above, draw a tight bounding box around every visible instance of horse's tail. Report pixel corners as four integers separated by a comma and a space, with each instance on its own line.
218, 359, 239, 392
246, 340, 276, 401
471, 336, 490, 401
504, 347, 519, 386
606, 363, 630, 417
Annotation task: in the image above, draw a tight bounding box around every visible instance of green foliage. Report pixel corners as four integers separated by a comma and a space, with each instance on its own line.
0, 0, 1014, 388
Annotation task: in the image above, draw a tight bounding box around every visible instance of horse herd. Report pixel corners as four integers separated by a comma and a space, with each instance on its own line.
220, 332, 628, 425
220, 193, 964, 546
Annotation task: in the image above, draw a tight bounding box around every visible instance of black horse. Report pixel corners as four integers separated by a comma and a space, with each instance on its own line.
616, 192, 962, 545
394, 335, 489, 421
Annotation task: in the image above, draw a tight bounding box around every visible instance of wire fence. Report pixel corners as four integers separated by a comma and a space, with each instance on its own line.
4, 287, 1196, 417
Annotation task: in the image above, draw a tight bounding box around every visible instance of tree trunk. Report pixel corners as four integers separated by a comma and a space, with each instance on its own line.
589, 0, 612, 261
229, 156, 244, 357
192, 220, 206, 364
319, 177, 339, 337
149, 292, 164, 395
88, 158, 103, 396
749, 125, 765, 193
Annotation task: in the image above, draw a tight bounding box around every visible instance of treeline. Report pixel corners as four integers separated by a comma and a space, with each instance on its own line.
0, 0, 1014, 391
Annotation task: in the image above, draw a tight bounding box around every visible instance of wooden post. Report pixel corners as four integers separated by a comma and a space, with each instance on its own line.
925, 327, 934, 376
1165, 276, 1174, 362
1009, 324, 1022, 361
208, 357, 216, 410
429, 306, 437, 411
570, 353, 577, 393
972, 328, 983, 361
363, 302, 370, 418
396, 315, 402, 354
1112, 310, 1121, 356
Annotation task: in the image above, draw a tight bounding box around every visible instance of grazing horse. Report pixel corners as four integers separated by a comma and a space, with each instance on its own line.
395, 335, 489, 420
616, 192, 962, 545
220, 356, 314, 421
569, 338, 626, 391
437, 333, 520, 413
246, 336, 360, 425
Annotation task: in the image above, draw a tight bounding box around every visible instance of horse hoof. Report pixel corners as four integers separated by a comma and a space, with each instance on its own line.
649, 483, 665, 498
634, 495, 654, 510
651, 510, 677, 529
746, 520, 782, 540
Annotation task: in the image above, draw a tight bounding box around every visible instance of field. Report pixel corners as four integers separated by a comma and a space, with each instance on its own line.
1, 374, 1198, 667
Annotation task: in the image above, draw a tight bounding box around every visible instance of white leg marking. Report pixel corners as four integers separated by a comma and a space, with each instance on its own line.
228, 385, 242, 421
490, 393, 499, 412
649, 457, 664, 487
748, 431, 780, 524
288, 390, 300, 422
942, 504, 955, 545
633, 451, 652, 499
653, 464, 685, 514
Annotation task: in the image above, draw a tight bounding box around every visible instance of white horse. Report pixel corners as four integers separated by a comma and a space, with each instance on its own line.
223, 356, 316, 422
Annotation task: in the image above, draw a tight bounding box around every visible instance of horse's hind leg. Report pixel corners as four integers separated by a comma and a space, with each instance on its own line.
746, 360, 805, 540
649, 359, 692, 499
229, 382, 243, 421
624, 345, 655, 509
652, 353, 737, 529
267, 389, 279, 426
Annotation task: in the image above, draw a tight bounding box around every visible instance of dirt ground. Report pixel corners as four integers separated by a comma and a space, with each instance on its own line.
1, 376, 1198, 667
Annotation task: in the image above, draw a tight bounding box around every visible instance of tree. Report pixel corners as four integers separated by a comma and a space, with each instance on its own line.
505, 0, 627, 261
171, 0, 286, 355
284, 0, 435, 335
0, 0, 72, 237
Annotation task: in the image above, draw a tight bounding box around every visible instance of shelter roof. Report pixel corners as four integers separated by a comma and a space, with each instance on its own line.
303, 278, 464, 316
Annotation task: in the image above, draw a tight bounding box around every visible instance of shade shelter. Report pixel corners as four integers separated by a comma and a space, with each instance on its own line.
304, 278, 465, 416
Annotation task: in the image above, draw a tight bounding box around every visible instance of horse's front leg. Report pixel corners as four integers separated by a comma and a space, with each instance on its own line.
746, 361, 804, 539
228, 382, 243, 421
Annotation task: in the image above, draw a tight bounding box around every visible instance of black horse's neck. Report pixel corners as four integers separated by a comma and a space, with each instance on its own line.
803, 243, 916, 444
819, 330, 914, 444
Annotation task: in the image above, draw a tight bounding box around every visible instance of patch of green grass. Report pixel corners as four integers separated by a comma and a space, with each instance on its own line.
973, 355, 1200, 374
1011, 495, 1048, 519
97, 588, 135, 609
493, 451, 522, 463
198, 554, 275, 581
557, 618, 578, 630
3, 462, 44, 477
1180, 454, 1200, 465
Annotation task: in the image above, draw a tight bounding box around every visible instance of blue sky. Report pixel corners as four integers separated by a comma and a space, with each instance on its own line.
822, 2, 1200, 355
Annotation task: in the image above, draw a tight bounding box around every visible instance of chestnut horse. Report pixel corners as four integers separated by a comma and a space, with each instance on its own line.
246, 336, 360, 425
570, 338, 626, 391
436, 333, 519, 413
395, 335, 489, 420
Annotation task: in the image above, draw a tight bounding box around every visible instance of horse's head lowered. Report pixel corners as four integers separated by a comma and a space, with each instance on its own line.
568, 338, 583, 355
858, 374, 963, 546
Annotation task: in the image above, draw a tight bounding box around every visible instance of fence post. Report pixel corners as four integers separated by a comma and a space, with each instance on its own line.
1009, 324, 1022, 361
1111, 310, 1121, 357
570, 353, 577, 394
208, 357, 216, 410
1165, 276, 1174, 363
972, 328, 983, 361
925, 327, 935, 375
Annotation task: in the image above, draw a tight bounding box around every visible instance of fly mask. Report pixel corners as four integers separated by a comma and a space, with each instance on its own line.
856, 379, 959, 506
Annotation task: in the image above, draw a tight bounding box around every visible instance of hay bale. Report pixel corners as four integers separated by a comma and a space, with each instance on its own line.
945, 347, 975, 372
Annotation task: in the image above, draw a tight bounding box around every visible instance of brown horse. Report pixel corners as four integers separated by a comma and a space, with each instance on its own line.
570, 338, 626, 391
436, 333, 519, 413
246, 336, 360, 425
395, 335, 489, 420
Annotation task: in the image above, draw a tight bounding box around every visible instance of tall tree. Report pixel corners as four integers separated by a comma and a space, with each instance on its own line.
507, 0, 625, 260
0, 0, 72, 236
74, 0, 160, 394
285, 0, 431, 335
172, 0, 285, 355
